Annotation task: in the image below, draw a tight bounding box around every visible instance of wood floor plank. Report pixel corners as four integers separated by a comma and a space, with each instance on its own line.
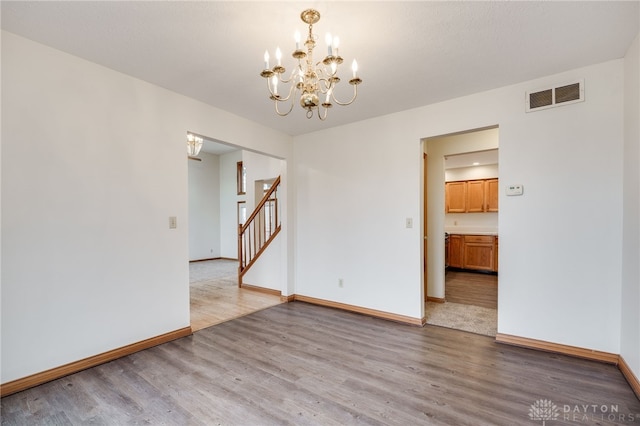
2, 302, 638, 425
445, 269, 497, 309
189, 260, 284, 331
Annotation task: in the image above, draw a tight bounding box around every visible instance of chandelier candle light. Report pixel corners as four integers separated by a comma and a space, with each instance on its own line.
260, 9, 362, 120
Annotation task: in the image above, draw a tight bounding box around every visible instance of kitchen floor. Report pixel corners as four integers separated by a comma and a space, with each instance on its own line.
445, 269, 497, 309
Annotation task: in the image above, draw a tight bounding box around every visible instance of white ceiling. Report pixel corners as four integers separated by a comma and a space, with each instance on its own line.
445, 149, 498, 170
1, 1, 638, 138
200, 139, 239, 156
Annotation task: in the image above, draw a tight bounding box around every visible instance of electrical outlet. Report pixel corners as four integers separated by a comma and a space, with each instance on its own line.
338, 278, 344, 288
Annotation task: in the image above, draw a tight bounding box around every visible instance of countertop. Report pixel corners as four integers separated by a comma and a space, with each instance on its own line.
445, 228, 498, 236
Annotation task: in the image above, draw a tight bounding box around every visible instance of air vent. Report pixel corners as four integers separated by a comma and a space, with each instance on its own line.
526, 79, 584, 112
555, 82, 581, 104
529, 89, 553, 109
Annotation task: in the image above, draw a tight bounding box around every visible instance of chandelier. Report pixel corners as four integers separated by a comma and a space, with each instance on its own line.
187, 133, 203, 158
260, 9, 362, 120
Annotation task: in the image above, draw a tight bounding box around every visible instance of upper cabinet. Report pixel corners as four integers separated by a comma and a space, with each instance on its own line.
485, 178, 499, 212
446, 178, 498, 213
445, 181, 467, 213
466, 180, 486, 212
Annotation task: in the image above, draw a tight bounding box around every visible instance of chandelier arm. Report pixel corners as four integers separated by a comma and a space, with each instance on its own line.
331, 83, 359, 106
317, 106, 329, 121
315, 67, 335, 82
274, 99, 296, 117
278, 68, 301, 85
316, 77, 333, 93
267, 78, 296, 103
273, 84, 298, 116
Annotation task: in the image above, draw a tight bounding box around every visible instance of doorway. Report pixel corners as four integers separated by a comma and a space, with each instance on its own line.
423, 127, 499, 337
188, 138, 285, 330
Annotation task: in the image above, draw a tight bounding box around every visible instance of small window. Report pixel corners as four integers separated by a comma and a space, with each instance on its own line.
237, 201, 247, 226
237, 161, 246, 195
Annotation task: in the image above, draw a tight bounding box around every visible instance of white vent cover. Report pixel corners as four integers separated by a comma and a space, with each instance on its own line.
526, 79, 584, 112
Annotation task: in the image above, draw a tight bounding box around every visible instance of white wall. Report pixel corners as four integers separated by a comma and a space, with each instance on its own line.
494, 61, 623, 353
294, 59, 625, 354
295, 119, 423, 318
242, 151, 283, 212
621, 33, 640, 382
445, 164, 498, 182
0, 31, 292, 384
188, 152, 220, 260
219, 150, 244, 259
444, 213, 498, 234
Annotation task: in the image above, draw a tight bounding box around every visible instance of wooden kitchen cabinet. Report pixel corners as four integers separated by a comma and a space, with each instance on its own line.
493, 236, 499, 272
445, 181, 466, 213
448, 234, 464, 268
463, 235, 494, 271
485, 178, 499, 212
445, 178, 499, 213
466, 180, 486, 212
448, 234, 498, 272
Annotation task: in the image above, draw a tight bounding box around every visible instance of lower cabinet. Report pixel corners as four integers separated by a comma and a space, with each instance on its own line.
448, 234, 498, 272
494, 236, 499, 271
448, 235, 464, 268
463, 235, 495, 271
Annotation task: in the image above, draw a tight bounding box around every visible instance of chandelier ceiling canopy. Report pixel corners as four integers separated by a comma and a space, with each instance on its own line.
260, 9, 362, 121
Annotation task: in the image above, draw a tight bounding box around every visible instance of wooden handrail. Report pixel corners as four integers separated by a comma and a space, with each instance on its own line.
239, 176, 280, 235
238, 176, 281, 286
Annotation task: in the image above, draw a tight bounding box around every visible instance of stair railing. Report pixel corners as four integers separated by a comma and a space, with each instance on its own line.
238, 176, 281, 286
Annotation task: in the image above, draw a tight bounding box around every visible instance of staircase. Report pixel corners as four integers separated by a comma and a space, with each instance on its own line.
238, 176, 281, 286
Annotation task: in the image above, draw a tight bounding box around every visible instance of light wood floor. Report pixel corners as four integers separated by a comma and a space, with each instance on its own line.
189, 259, 283, 331
445, 269, 498, 309
3, 302, 638, 425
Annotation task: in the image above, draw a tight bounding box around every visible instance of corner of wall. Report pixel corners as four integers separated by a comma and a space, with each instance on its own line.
620, 30, 640, 384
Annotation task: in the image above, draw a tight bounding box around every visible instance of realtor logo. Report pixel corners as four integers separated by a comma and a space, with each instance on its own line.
529, 399, 560, 425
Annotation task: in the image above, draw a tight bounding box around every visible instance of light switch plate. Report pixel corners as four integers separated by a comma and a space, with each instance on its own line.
169, 216, 177, 229
506, 185, 524, 196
